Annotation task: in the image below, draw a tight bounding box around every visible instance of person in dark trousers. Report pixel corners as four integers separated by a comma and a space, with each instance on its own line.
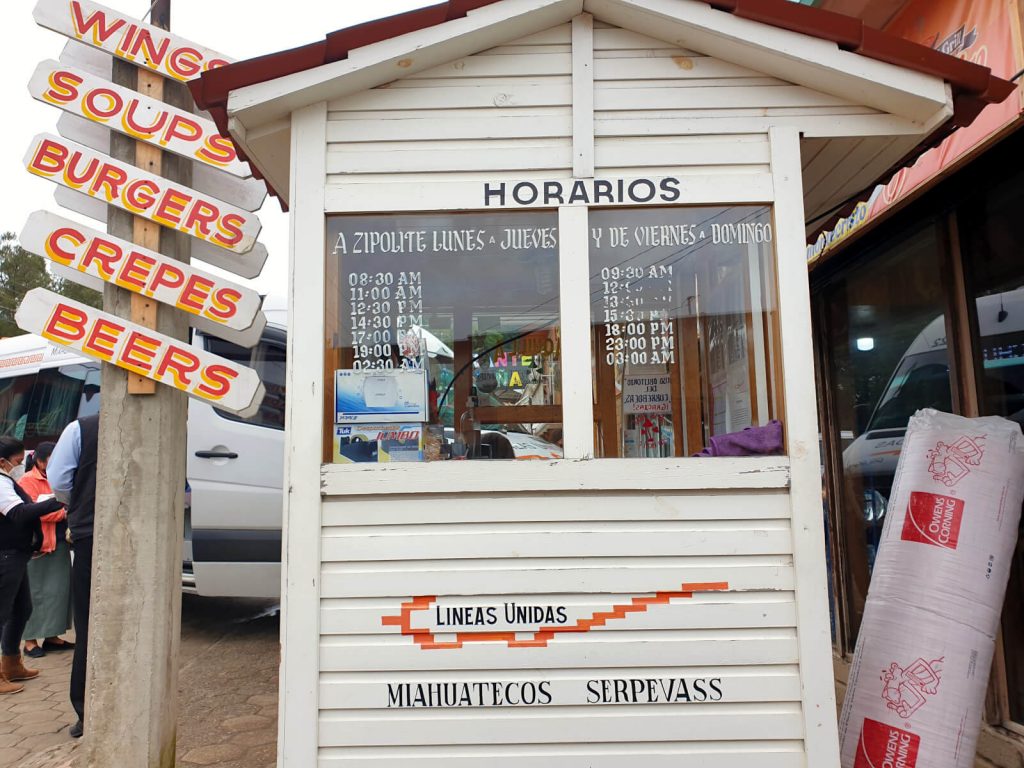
0, 436, 64, 695
48, 414, 98, 739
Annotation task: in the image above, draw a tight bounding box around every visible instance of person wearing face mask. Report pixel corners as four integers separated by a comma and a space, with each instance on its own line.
0, 436, 64, 694
20, 442, 73, 659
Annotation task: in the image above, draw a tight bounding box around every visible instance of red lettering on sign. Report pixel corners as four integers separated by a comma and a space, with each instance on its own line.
124, 178, 159, 211
128, 28, 171, 66
182, 199, 218, 238
155, 347, 200, 389
118, 330, 159, 375
207, 288, 241, 321
44, 70, 83, 104
152, 189, 190, 227
197, 364, 237, 399
148, 263, 185, 294
122, 98, 168, 136
118, 251, 156, 291
213, 213, 245, 248
82, 318, 123, 361
28, 138, 69, 174
178, 275, 214, 312
41, 303, 88, 344
80, 237, 121, 280
196, 134, 236, 166
167, 47, 202, 79
71, 2, 127, 45
163, 114, 201, 146
44, 227, 84, 266
90, 162, 128, 200
84, 87, 123, 119
65, 152, 99, 187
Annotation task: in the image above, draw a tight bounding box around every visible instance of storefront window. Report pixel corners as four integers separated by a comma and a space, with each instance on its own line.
959, 173, 1024, 723
588, 206, 781, 458
819, 221, 952, 640
325, 211, 562, 462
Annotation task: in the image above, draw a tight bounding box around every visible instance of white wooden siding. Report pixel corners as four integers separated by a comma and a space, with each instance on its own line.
316, 486, 801, 763
326, 25, 573, 185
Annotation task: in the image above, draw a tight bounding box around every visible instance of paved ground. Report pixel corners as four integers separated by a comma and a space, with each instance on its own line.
0, 594, 280, 767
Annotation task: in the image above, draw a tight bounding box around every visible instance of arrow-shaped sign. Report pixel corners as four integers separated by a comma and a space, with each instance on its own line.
25, 133, 261, 254
16, 287, 265, 417
30, 60, 252, 180
34, 0, 232, 83
21, 210, 267, 348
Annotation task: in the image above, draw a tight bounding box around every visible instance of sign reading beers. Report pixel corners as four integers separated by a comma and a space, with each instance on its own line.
33, 0, 231, 83
20, 211, 265, 335
24, 133, 261, 254
29, 60, 250, 178
16, 288, 264, 417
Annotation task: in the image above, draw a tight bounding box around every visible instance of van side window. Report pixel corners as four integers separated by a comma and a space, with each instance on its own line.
27, 367, 89, 443
204, 333, 287, 430
0, 375, 36, 439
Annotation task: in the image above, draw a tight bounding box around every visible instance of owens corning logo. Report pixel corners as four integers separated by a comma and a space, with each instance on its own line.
901, 491, 965, 550
855, 719, 920, 768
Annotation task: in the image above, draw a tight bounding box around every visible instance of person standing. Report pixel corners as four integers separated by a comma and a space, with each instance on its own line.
0, 436, 64, 695
20, 442, 74, 658
48, 413, 98, 739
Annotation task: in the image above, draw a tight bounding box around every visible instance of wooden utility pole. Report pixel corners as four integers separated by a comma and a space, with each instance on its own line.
85, 2, 191, 764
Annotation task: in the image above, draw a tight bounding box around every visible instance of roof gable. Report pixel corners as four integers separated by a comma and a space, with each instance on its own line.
191, 0, 1014, 207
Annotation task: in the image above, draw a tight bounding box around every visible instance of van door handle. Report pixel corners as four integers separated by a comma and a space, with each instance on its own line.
195, 450, 238, 459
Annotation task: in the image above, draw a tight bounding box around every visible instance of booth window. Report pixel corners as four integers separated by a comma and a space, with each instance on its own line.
325, 211, 562, 462
588, 206, 782, 458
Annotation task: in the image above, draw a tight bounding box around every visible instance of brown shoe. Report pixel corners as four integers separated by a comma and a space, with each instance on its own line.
0, 674, 23, 695
2, 654, 39, 681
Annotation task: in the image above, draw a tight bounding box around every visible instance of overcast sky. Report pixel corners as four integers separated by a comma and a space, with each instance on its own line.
0, 0, 437, 302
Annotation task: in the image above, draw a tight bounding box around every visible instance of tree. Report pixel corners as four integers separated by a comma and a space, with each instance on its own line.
53, 275, 102, 310
0, 231, 53, 338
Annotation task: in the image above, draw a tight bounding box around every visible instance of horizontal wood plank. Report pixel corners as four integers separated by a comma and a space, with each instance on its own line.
321, 592, 798, 635
321, 490, 792, 526
330, 83, 572, 111
321, 522, 793, 562
320, 559, 795, 597
594, 85, 852, 112
405, 52, 571, 78
319, 670, 802, 709
321, 629, 799, 671
327, 114, 572, 142
326, 144, 572, 174
594, 138, 769, 168
593, 56, 762, 81
320, 457, 789, 496
318, 747, 805, 768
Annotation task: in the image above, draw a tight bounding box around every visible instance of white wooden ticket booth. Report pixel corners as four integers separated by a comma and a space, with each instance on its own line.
191, 2, 1010, 765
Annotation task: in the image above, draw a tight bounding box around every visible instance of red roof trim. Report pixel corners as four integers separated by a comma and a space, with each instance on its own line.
191, 0, 1016, 203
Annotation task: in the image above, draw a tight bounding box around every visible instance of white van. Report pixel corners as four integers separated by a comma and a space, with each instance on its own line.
0, 304, 288, 599
842, 288, 1024, 529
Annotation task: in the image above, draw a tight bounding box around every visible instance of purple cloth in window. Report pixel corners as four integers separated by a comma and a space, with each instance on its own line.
694, 420, 784, 457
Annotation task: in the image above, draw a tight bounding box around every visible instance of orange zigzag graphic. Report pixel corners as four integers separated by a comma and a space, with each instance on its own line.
381, 582, 729, 650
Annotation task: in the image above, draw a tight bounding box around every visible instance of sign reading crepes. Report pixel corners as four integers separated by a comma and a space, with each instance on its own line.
20, 211, 264, 334
16, 288, 264, 417
29, 60, 249, 178
33, 0, 231, 82
24, 133, 261, 254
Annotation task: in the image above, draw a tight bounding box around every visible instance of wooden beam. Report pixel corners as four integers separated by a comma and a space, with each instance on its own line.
476, 404, 563, 424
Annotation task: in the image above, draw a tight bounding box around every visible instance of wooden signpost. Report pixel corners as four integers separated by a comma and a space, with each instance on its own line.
18, 1, 273, 764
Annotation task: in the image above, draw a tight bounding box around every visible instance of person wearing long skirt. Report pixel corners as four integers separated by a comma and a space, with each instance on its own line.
19, 443, 73, 658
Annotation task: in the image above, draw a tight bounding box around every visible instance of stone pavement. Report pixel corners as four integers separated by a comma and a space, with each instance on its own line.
0, 595, 280, 768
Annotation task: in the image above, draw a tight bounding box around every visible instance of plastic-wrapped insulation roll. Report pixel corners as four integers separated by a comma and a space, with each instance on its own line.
839, 409, 1024, 768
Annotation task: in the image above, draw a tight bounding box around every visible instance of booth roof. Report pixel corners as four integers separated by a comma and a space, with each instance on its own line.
190, 0, 1016, 206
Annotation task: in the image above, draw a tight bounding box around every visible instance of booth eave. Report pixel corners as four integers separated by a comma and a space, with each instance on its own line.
193, 0, 1014, 211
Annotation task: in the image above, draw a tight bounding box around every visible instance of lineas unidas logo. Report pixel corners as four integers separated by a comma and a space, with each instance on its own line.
854, 718, 921, 768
